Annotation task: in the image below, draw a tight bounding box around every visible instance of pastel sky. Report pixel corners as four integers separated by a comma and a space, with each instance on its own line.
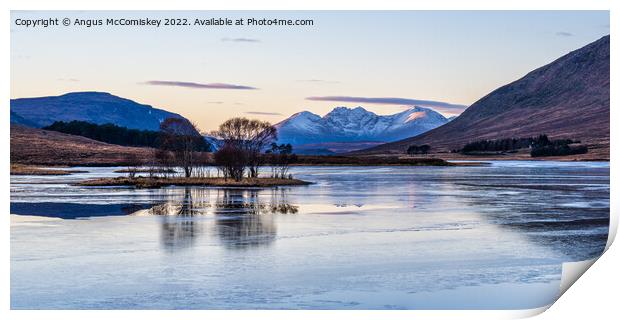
11, 11, 609, 132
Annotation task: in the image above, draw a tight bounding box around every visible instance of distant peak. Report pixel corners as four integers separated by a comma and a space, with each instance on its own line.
397, 106, 428, 115
331, 106, 350, 112
11, 91, 120, 102
60, 91, 113, 97
332, 106, 368, 112
325, 106, 375, 118
404, 106, 429, 111
291, 110, 320, 118
404, 111, 428, 122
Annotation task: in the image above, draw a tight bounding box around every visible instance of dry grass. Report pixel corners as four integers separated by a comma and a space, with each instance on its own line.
10, 164, 87, 176
293, 156, 453, 166
114, 168, 177, 174
405, 148, 610, 162
11, 125, 154, 166
76, 176, 312, 188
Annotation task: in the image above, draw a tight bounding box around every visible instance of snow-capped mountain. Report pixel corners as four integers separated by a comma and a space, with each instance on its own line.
203, 135, 223, 151
275, 106, 449, 152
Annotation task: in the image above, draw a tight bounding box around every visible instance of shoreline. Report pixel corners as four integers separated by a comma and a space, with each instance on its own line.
75, 177, 313, 188
10, 164, 89, 176
10, 157, 611, 177
10, 153, 608, 169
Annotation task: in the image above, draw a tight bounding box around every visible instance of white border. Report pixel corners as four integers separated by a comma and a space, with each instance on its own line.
2, 1, 616, 319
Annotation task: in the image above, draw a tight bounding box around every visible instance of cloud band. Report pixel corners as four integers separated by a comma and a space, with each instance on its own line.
144, 80, 257, 90
305, 95, 467, 111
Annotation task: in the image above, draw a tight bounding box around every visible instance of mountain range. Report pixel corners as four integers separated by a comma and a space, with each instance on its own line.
358, 35, 610, 157
10, 91, 451, 154
275, 106, 450, 153
9, 35, 610, 160
10, 91, 185, 131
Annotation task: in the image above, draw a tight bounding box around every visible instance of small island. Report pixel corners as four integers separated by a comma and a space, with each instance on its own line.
76, 176, 311, 188
113, 168, 177, 174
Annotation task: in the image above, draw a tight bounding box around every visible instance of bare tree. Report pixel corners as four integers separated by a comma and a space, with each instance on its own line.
266, 143, 297, 179
155, 148, 175, 178
146, 148, 162, 178
213, 143, 247, 181
123, 153, 143, 178
212, 118, 277, 179
159, 118, 209, 178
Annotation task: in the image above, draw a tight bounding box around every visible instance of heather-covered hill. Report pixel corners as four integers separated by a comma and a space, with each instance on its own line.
10, 91, 185, 131
10, 125, 153, 166
358, 35, 610, 158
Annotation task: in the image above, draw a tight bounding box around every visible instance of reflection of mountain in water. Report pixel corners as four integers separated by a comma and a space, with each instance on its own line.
10, 202, 152, 219
131, 188, 297, 252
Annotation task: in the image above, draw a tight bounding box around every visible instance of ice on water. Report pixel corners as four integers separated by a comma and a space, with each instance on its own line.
10, 161, 609, 309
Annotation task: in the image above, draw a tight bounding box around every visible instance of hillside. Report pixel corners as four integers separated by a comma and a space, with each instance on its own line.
10, 91, 185, 131
10, 125, 153, 166
358, 35, 610, 159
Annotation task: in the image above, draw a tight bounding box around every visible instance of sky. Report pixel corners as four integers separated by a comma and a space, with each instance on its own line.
11, 11, 610, 132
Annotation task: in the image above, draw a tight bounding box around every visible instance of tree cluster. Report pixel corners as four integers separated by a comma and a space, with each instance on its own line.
406, 145, 431, 155
454, 134, 587, 157
157, 118, 211, 177
459, 137, 539, 153
530, 142, 588, 157
212, 117, 279, 181
265, 143, 298, 179
44, 120, 160, 148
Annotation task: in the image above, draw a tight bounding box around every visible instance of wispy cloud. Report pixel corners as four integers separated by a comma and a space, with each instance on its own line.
206, 101, 247, 105
245, 111, 283, 116
57, 78, 79, 82
221, 37, 261, 43
305, 96, 467, 112
297, 79, 340, 84
144, 80, 258, 90
556, 31, 574, 37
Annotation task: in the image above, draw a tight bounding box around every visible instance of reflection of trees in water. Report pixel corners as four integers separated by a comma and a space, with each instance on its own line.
212, 188, 298, 214
214, 214, 277, 250
161, 218, 201, 253
157, 188, 202, 252
212, 188, 296, 249
136, 188, 298, 216
135, 188, 297, 252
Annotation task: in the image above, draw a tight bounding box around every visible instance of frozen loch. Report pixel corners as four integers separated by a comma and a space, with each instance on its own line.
10, 161, 609, 309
